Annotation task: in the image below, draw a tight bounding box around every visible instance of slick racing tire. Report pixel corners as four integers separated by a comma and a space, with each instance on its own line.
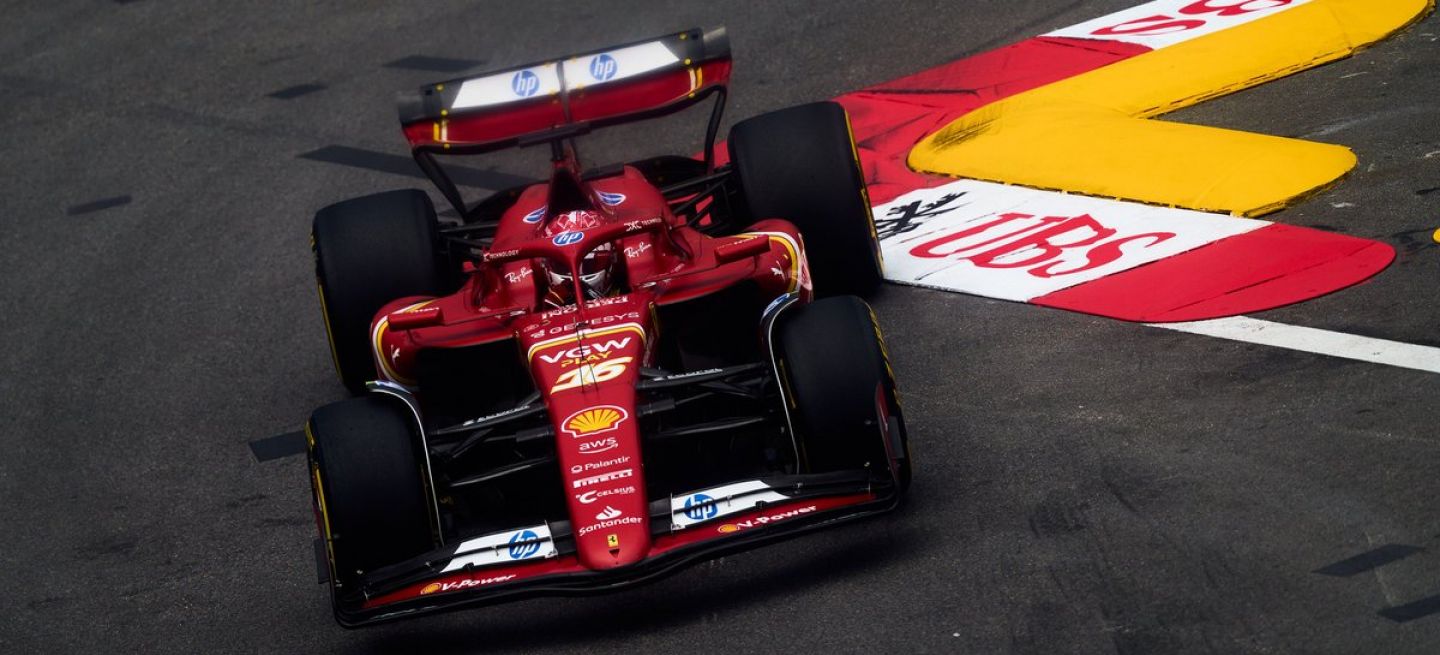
312, 189, 449, 394
308, 394, 436, 587
776, 295, 910, 490
728, 101, 883, 297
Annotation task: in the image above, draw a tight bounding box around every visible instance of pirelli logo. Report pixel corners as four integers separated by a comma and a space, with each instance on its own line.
572, 468, 634, 489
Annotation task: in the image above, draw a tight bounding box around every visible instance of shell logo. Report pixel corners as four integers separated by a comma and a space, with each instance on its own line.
717, 524, 740, 534
562, 405, 629, 438
420, 582, 443, 595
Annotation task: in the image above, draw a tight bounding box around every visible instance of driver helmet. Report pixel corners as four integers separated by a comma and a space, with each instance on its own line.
543, 210, 618, 299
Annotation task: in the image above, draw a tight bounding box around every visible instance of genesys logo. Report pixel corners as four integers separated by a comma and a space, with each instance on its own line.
577, 485, 635, 504
420, 574, 517, 595
596, 506, 621, 520
577, 515, 642, 537
507, 529, 542, 560
525, 313, 641, 342
572, 468, 634, 489
682, 493, 717, 522
716, 505, 817, 534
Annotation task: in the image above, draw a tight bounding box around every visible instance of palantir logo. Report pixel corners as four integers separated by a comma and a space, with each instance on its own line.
512, 70, 540, 97
683, 493, 717, 521
507, 529, 541, 559
589, 54, 618, 81
552, 231, 584, 246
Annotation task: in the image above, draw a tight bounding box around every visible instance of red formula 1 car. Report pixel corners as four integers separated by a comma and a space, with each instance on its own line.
304, 27, 910, 627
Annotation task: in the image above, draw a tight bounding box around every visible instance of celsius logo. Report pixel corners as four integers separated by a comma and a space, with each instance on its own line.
598, 191, 626, 206
507, 529, 541, 559
682, 493, 717, 521
577, 485, 635, 504
552, 231, 584, 246
596, 506, 621, 520
589, 53, 618, 81
511, 70, 540, 97
522, 205, 546, 224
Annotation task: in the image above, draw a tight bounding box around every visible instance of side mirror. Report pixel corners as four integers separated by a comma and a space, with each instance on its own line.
714, 236, 770, 264
388, 305, 444, 330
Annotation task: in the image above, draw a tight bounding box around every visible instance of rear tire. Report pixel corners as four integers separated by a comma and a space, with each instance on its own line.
308, 394, 436, 585
729, 101, 883, 296
776, 296, 909, 490
312, 189, 448, 393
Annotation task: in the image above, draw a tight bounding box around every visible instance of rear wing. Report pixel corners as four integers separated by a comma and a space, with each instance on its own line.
397, 27, 731, 155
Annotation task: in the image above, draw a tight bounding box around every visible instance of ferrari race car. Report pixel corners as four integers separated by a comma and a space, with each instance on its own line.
305, 27, 911, 627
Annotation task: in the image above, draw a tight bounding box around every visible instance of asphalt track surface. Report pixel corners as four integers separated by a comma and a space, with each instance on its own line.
3, 1, 1439, 653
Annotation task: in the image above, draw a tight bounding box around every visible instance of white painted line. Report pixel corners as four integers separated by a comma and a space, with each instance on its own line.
1149, 317, 1440, 375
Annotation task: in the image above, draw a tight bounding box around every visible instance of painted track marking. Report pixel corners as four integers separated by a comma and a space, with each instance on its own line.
1149, 317, 1440, 374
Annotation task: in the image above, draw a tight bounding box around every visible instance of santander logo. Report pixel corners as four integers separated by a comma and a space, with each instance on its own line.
596, 506, 621, 520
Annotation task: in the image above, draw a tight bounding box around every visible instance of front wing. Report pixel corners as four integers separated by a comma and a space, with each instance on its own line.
332, 470, 898, 627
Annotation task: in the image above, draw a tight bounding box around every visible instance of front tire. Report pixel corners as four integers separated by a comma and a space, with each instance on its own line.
312, 189, 448, 393
308, 394, 437, 587
729, 101, 883, 296
776, 296, 909, 490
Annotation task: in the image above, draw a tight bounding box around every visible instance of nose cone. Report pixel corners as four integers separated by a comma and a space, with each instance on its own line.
563, 445, 652, 570
517, 294, 660, 572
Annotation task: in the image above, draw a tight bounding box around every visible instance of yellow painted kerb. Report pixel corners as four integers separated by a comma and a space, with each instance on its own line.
908, 0, 1433, 217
